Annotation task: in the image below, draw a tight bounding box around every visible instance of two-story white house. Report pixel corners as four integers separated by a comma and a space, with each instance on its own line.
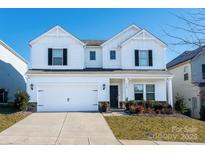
26, 25, 173, 112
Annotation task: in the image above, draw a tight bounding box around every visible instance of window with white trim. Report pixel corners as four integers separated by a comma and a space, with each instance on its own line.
134, 84, 155, 101
146, 84, 155, 100
134, 84, 144, 101
53, 49, 63, 65
110, 50, 116, 60
139, 50, 149, 66
184, 66, 189, 81
90, 51, 96, 60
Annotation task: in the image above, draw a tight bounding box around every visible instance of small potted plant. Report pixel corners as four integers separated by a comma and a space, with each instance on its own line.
99, 102, 108, 112
129, 103, 137, 114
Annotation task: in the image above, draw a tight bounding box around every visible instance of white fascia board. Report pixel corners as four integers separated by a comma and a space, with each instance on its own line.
100, 24, 141, 46
0, 40, 28, 64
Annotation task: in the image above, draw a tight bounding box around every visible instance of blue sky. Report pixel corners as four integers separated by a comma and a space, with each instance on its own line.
0, 8, 197, 64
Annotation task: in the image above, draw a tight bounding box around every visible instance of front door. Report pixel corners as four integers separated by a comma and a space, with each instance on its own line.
110, 85, 118, 108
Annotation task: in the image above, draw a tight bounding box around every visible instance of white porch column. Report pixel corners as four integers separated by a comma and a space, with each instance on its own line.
122, 78, 129, 101
167, 77, 173, 106
125, 78, 129, 101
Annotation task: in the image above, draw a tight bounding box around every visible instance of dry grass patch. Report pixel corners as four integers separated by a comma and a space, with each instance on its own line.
105, 116, 205, 143
0, 106, 31, 132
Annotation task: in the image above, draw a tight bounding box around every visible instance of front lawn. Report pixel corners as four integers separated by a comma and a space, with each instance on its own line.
105, 116, 205, 143
0, 106, 31, 132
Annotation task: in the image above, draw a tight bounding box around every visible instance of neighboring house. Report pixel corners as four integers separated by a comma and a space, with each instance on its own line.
0, 40, 28, 102
167, 46, 205, 118
26, 24, 173, 112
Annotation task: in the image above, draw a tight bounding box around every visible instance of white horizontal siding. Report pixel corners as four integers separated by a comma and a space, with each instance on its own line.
85, 47, 102, 68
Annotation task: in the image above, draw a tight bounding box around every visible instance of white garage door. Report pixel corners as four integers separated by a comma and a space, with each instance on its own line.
37, 84, 98, 112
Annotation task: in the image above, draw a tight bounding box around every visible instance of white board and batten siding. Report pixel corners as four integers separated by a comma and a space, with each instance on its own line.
121, 39, 166, 70
102, 26, 140, 69
31, 28, 85, 70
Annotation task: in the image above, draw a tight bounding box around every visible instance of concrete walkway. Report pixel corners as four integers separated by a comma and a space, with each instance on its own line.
120, 140, 205, 145
0, 112, 120, 145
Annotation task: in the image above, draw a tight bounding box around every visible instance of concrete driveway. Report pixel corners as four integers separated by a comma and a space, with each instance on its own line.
0, 112, 120, 145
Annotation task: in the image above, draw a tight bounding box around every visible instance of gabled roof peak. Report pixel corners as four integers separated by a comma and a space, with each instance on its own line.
29, 25, 85, 46
100, 24, 141, 46
121, 28, 167, 47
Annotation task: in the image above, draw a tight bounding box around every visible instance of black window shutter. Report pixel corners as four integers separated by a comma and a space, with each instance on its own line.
63, 48, 67, 65
148, 50, 153, 66
135, 50, 139, 66
202, 64, 205, 72
202, 64, 205, 79
48, 48, 52, 65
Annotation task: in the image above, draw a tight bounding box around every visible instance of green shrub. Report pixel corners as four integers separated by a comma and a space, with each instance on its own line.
174, 94, 187, 113
200, 106, 205, 120
14, 91, 30, 111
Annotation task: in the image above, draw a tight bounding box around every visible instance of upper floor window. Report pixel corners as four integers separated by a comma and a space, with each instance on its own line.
139, 50, 149, 66
135, 50, 153, 66
184, 66, 189, 81
48, 48, 67, 66
110, 50, 116, 60
90, 51, 96, 60
53, 49, 63, 65
202, 64, 205, 79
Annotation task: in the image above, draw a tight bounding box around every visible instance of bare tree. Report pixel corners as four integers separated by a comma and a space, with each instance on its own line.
164, 9, 205, 49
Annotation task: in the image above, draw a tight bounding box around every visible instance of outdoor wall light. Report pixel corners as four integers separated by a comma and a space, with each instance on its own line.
30, 84, 34, 90
102, 84, 106, 90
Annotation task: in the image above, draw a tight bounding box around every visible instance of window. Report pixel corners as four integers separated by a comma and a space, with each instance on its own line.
139, 50, 149, 66
90, 51, 96, 60
134, 84, 144, 101
202, 64, 205, 79
134, 84, 155, 101
146, 84, 155, 100
110, 50, 116, 60
53, 49, 63, 65
184, 66, 189, 81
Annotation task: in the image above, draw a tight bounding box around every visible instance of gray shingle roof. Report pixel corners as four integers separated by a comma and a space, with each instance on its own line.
167, 46, 205, 69
81, 40, 106, 46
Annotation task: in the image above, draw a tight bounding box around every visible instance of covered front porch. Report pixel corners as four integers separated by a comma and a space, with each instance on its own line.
109, 77, 173, 109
